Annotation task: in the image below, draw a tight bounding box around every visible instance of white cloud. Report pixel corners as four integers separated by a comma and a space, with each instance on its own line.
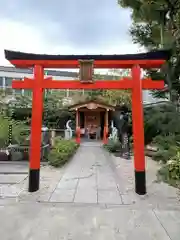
0, 18, 141, 68
0, 19, 49, 65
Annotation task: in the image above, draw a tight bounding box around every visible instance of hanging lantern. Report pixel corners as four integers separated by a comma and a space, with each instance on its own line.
79, 59, 94, 83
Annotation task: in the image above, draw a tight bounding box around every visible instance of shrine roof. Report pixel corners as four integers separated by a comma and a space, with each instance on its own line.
5, 49, 170, 61
69, 99, 115, 111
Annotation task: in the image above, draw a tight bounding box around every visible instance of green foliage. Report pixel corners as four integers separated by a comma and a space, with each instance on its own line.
158, 151, 180, 187
104, 139, 121, 153
0, 117, 10, 148
44, 106, 75, 129
42, 91, 75, 128
101, 70, 131, 107
119, 0, 180, 103
0, 89, 13, 116
74, 70, 131, 107
167, 151, 180, 180
149, 132, 180, 163
102, 90, 131, 108
6, 90, 75, 128
0, 116, 29, 148
48, 138, 79, 167
44, 91, 63, 113
130, 23, 161, 49
10, 107, 31, 124
152, 148, 177, 163
119, 0, 171, 22
144, 103, 180, 144
14, 94, 32, 108
144, 102, 180, 165
143, 102, 180, 186
153, 134, 180, 149
11, 121, 29, 145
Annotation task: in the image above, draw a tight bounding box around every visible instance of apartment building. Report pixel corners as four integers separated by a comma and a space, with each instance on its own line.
0, 65, 79, 96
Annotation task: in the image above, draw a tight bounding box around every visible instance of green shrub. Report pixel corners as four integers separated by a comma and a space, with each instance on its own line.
158, 151, 180, 188
144, 104, 180, 145
144, 120, 159, 145
153, 135, 177, 150
152, 149, 176, 163
167, 151, 180, 181
151, 135, 179, 163
104, 139, 121, 153
48, 138, 79, 167
0, 116, 28, 148
129, 135, 133, 149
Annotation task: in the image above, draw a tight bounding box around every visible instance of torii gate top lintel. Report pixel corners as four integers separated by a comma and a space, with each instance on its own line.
4, 49, 170, 68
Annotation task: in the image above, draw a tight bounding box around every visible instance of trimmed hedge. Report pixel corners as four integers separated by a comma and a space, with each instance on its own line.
48, 138, 79, 167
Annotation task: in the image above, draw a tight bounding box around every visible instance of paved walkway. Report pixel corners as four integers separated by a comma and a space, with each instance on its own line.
49, 142, 124, 204
0, 143, 180, 239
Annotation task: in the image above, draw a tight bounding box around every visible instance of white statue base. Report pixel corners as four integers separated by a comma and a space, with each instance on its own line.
65, 129, 72, 140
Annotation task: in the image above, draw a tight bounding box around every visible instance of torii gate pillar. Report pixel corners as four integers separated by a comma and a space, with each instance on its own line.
132, 65, 146, 194
28, 65, 44, 192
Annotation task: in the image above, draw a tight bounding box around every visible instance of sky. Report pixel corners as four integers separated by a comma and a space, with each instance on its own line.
0, 0, 142, 67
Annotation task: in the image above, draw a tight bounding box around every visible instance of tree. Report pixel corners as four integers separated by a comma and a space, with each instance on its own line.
119, 0, 180, 105
0, 90, 30, 147
0, 88, 14, 116
43, 90, 75, 128
68, 69, 131, 107
100, 69, 131, 108
102, 89, 131, 107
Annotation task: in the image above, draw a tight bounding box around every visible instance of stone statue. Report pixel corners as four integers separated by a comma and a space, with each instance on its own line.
65, 120, 73, 139
119, 112, 130, 159
112, 107, 131, 159
109, 120, 118, 141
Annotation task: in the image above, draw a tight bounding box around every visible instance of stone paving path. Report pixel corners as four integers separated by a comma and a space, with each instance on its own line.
1, 142, 179, 208
0, 143, 180, 239
49, 142, 123, 204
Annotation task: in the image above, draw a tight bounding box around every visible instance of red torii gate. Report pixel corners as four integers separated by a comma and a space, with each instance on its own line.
5, 49, 170, 195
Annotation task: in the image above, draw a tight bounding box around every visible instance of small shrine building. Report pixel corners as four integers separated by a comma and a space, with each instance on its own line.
69, 100, 115, 139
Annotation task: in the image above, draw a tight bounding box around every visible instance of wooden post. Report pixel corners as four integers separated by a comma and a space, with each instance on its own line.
28, 65, 44, 192
51, 130, 56, 146
76, 109, 80, 143
106, 109, 109, 128
103, 109, 109, 144
8, 124, 12, 145
76, 109, 79, 128
131, 65, 146, 195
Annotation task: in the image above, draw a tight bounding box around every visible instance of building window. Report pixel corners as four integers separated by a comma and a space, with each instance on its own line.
51, 89, 66, 97
24, 90, 32, 97
0, 77, 3, 87
69, 90, 84, 97
14, 89, 22, 95
5, 77, 13, 86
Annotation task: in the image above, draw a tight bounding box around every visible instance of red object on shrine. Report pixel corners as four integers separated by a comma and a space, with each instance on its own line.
103, 126, 108, 144
76, 127, 81, 144
4, 49, 170, 194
